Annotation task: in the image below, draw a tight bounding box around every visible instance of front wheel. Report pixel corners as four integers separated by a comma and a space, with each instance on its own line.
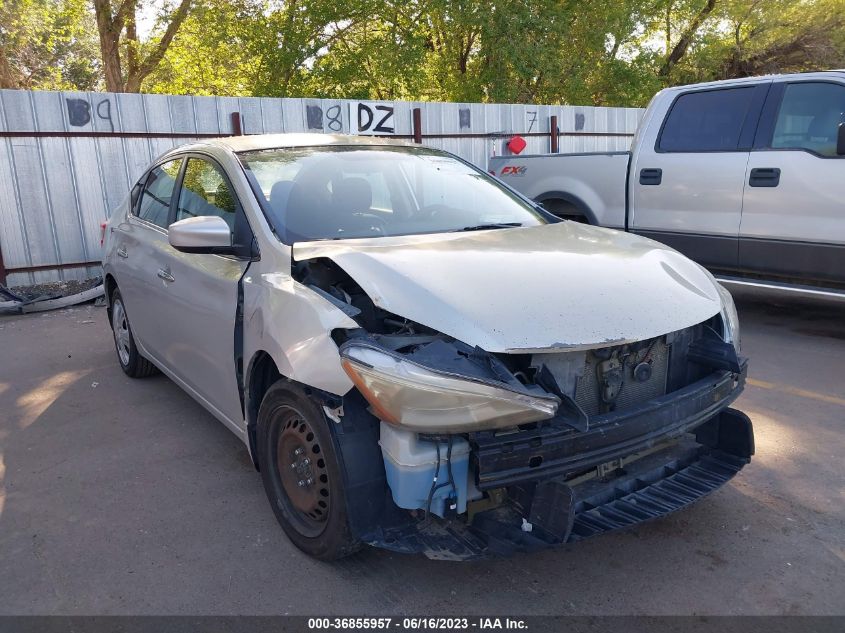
257, 381, 360, 560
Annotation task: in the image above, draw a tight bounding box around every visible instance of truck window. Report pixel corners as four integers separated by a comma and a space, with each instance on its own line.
658, 87, 755, 152
771, 82, 845, 157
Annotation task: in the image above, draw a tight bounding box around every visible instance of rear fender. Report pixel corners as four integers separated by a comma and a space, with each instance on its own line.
535, 191, 599, 224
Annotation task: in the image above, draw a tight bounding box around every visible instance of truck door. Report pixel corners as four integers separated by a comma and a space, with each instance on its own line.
630, 83, 769, 271
740, 80, 845, 286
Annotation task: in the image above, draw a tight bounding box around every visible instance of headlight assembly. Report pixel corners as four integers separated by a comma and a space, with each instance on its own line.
339, 342, 559, 432
716, 283, 740, 351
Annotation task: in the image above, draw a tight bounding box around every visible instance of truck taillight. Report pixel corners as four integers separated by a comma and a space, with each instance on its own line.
100, 222, 107, 246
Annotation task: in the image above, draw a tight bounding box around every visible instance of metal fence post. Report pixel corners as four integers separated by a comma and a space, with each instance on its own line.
231, 112, 243, 135
0, 241, 7, 286
413, 108, 422, 144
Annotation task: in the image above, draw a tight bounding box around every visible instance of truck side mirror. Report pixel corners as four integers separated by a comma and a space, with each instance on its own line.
838, 122, 845, 156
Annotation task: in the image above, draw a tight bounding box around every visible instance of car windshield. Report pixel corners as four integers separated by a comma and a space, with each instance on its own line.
238, 145, 546, 243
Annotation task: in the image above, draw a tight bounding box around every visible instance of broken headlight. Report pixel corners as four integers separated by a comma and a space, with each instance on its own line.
716, 283, 740, 352
339, 342, 559, 432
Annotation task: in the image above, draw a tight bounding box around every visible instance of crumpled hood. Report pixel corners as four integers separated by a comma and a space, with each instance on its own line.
292, 222, 723, 353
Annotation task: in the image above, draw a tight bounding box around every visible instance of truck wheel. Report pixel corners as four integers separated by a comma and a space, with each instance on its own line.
257, 381, 360, 560
541, 199, 589, 223
110, 288, 159, 378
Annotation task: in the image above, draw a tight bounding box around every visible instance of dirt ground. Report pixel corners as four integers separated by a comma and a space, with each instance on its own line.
0, 286, 842, 615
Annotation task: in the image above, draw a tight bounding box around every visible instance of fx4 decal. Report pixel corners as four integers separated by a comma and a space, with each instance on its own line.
500, 166, 527, 176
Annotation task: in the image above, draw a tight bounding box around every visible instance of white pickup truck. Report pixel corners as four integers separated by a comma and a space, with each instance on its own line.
490, 70, 845, 291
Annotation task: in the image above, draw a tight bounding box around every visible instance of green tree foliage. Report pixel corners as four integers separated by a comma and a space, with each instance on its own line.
143, 0, 263, 95
2, 0, 844, 104
671, 0, 845, 82
0, 0, 101, 89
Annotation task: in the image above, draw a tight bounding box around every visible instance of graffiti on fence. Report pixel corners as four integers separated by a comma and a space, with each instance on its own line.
459, 108, 471, 129
526, 110, 538, 133
575, 113, 585, 131
353, 102, 395, 134
305, 103, 344, 132
65, 97, 115, 132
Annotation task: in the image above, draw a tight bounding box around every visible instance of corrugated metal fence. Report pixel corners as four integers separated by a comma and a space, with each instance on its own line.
0, 89, 644, 286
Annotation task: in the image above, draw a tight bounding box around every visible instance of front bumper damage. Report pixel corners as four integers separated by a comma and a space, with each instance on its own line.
357, 363, 752, 560
474, 363, 747, 489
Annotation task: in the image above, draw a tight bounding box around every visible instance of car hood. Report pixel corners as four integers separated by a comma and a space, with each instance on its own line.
291, 222, 723, 353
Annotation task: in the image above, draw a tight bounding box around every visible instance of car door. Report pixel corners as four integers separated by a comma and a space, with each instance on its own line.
153, 154, 252, 427
630, 83, 769, 270
740, 80, 845, 285
112, 157, 184, 364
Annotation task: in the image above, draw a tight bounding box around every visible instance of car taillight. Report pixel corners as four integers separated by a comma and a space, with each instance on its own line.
100, 222, 107, 246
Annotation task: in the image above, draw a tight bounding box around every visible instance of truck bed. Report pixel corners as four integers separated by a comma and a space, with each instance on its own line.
489, 151, 630, 229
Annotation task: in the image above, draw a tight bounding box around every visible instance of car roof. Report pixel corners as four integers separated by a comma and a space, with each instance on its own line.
174, 133, 418, 156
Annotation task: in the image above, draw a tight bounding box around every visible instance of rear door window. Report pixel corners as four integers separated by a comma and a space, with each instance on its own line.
771, 82, 845, 157
658, 87, 756, 152
137, 159, 183, 228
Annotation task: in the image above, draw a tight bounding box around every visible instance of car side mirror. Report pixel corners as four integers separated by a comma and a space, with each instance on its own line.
837, 122, 845, 156
168, 216, 233, 254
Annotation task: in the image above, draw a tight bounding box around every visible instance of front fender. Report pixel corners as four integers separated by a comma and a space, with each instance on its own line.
243, 271, 358, 398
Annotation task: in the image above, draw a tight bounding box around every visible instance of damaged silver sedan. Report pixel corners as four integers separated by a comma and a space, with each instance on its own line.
102, 134, 752, 560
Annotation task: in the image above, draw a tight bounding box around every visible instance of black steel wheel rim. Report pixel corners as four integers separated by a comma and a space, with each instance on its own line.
273, 405, 331, 538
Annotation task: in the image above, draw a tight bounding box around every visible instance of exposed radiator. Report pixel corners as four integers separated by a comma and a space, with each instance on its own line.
573, 338, 670, 416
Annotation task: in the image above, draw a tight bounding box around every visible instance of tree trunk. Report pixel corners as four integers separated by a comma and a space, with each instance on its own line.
125, 0, 140, 81
0, 47, 20, 89
93, 0, 127, 91
665, 1, 672, 55
659, 0, 718, 77
100, 38, 125, 92
124, 0, 192, 92
93, 0, 192, 93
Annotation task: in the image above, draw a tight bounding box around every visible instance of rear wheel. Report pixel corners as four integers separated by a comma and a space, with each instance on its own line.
540, 198, 589, 223
110, 288, 159, 378
257, 381, 360, 560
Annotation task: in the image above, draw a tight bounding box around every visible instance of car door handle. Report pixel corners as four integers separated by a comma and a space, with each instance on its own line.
749, 167, 780, 187
116, 246, 128, 258
157, 268, 175, 283
639, 168, 662, 185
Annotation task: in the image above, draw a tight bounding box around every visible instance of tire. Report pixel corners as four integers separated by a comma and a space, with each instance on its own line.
257, 381, 360, 560
110, 288, 159, 378
541, 198, 589, 223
